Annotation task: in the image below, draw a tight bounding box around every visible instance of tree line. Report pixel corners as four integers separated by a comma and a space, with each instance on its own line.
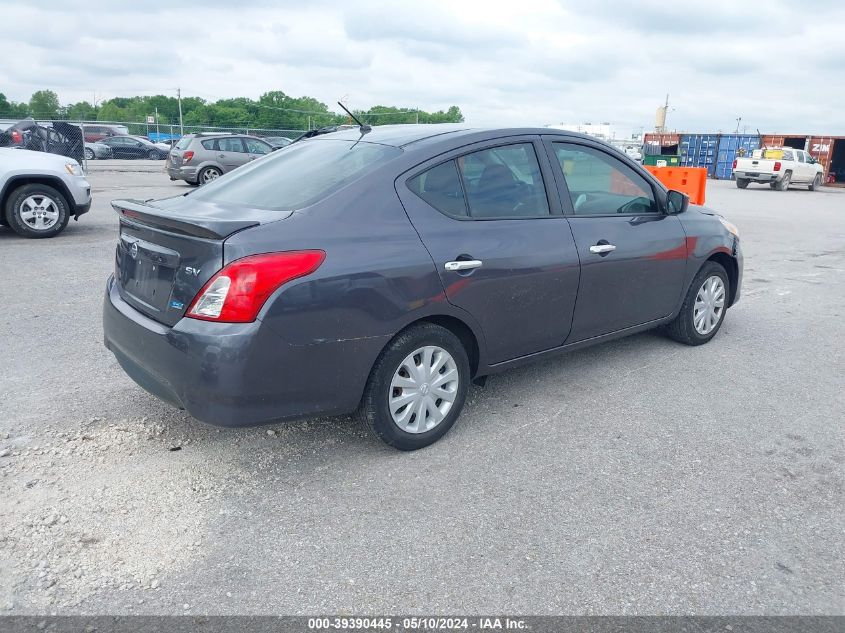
0, 90, 464, 131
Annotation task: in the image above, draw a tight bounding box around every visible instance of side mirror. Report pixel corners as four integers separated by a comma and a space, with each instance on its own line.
666, 189, 689, 215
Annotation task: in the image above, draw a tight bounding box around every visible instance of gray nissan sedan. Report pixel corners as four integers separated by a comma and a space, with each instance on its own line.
103, 125, 742, 450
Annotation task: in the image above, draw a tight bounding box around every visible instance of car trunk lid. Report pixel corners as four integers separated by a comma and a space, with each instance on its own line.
112, 197, 291, 326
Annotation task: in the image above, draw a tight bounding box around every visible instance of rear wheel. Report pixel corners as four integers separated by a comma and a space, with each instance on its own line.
358, 323, 470, 451
809, 173, 822, 191
4, 183, 70, 239
664, 261, 729, 346
776, 171, 791, 191
147, 150, 158, 160
736, 178, 749, 189
198, 166, 221, 185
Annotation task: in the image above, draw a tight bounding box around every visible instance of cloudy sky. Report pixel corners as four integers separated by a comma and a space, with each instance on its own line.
1, 0, 843, 135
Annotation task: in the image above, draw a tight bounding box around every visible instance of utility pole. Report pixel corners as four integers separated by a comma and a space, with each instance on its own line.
177, 87, 184, 136
415, 110, 419, 125
735, 116, 742, 134
155, 107, 160, 137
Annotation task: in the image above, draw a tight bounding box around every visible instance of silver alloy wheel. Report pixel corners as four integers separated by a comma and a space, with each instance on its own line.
84, 148, 94, 160
693, 275, 726, 335
18, 195, 60, 231
200, 168, 221, 184
389, 345, 459, 434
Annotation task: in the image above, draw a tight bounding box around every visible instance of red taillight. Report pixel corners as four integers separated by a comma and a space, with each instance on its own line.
11, 131, 22, 144
773, 161, 781, 172
186, 251, 325, 323
182, 150, 194, 163
732, 159, 737, 169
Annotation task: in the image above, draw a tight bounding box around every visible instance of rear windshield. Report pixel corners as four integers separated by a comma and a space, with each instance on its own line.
175, 136, 193, 150
189, 139, 402, 211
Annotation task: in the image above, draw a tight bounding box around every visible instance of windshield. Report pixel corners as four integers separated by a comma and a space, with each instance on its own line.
189, 139, 402, 211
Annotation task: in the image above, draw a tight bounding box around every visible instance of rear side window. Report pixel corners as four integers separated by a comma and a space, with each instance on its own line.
409, 142, 550, 220
217, 137, 245, 152
459, 144, 549, 218
189, 139, 402, 211
408, 161, 467, 218
201, 139, 215, 150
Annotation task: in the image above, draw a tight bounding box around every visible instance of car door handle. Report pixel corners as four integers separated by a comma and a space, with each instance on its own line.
589, 244, 616, 254
445, 260, 483, 271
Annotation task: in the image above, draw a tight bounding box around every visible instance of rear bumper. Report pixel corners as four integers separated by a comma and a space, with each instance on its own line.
734, 171, 779, 182
166, 165, 198, 182
102, 276, 382, 427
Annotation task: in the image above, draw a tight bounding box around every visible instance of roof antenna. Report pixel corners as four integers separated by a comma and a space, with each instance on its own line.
337, 101, 371, 134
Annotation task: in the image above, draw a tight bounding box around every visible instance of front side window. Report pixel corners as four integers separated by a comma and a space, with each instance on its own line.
245, 138, 271, 154
553, 143, 658, 215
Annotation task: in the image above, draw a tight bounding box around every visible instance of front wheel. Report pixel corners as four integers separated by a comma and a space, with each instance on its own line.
83, 147, 95, 160
809, 173, 822, 191
4, 183, 70, 238
358, 323, 470, 451
736, 178, 749, 189
147, 150, 159, 160
664, 261, 729, 346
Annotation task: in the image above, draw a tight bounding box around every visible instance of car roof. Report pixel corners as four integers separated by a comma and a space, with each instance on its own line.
313, 124, 603, 149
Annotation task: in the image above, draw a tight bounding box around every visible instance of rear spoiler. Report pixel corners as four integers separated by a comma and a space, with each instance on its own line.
112, 199, 261, 240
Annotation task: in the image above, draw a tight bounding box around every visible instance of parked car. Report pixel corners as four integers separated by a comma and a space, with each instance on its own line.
97, 135, 168, 159
0, 118, 85, 163
265, 136, 292, 149
166, 133, 274, 185
84, 141, 113, 160
82, 124, 129, 143
733, 147, 824, 190
103, 125, 742, 450
1, 147, 91, 238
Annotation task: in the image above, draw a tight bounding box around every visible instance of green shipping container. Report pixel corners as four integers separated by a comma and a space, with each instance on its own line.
643, 154, 681, 167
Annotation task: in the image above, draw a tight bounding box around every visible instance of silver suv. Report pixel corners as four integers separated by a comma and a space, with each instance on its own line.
166, 133, 274, 185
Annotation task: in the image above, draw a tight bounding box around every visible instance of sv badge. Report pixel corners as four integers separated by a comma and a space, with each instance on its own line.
185, 266, 201, 277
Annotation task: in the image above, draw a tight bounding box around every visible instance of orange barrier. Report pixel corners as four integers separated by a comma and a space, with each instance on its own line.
644, 166, 707, 206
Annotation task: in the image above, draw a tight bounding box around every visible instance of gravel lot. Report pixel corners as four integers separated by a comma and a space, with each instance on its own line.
0, 165, 843, 615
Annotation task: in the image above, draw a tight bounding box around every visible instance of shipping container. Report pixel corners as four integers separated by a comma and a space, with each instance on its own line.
807, 136, 845, 184
679, 134, 719, 176
643, 133, 680, 156
715, 134, 761, 180
761, 135, 808, 151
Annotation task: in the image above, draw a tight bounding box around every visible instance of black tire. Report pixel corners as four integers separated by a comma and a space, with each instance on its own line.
809, 173, 822, 191
83, 147, 95, 160
736, 178, 749, 189
776, 171, 791, 191
4, 183, 70, 239
358, 323, 470, 451
769, 182, 777, 189
198, 166, 221, 185
147, 150, 158, 160
664, 261, 730, 346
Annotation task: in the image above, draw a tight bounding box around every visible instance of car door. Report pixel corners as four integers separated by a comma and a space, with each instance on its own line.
396, 137, 580, 364
107, 137, 129, 158
543, 138, 688, 342
244, 137, 273, 162
215, 137, 249, 171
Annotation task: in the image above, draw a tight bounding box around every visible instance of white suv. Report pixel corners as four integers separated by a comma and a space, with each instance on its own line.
0, 148, 92, 238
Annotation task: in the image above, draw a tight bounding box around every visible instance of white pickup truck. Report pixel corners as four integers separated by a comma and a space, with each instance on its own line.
733, 147, 824, 191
